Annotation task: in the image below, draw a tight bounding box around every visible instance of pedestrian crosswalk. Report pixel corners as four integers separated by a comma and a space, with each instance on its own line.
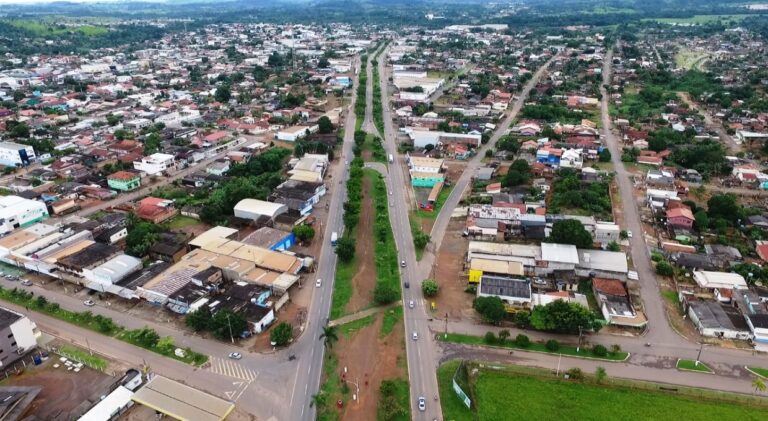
207, 357, 259, 381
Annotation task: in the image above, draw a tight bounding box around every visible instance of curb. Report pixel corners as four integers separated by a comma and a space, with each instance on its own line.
745, 366, 768, 379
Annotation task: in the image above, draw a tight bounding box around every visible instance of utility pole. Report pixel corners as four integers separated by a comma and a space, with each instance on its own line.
576, 325, 583, 353
444, 313, 448, 339
226, 313, 234, 344
696, 343, 704, 366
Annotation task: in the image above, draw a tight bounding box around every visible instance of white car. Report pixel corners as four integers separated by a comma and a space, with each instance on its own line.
409, 300, 415, 309
83, 300, 95, 307
418, 396, 426, 411
400, 260, 406, 268
627, 230, 633, 238
21, 279, 32, 286
228, 352, 242, 360
316, 278, 322, 288
412, 331, 418, 341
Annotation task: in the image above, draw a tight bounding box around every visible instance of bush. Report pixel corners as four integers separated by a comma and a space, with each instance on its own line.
592, 344, 608, 357
484, 331, 497, 344
422, 279, 439, 297
545, 339, 560, 351
514, 334, 530, 348
374, 284, 399, 305
514, 311, 530, 328
270, 322, 293, 347
473, 296, 506, 324
656, 261, 674, 276
566, 367, 584, 380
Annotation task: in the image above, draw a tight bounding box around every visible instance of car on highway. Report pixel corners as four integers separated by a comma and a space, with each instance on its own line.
409, 300, 414, 309
228, 352, 242, 360
316, 278, 322, 288
412, 331, 418, 341
404, 281, 410, 288
418, 396, 426, 411
400, 260, 406, 268
21, 279, 32, 286
627, 230, 633, 238
83, 300, 95, 307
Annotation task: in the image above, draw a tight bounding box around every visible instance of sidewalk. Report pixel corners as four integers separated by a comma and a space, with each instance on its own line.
329, 301, 402, 327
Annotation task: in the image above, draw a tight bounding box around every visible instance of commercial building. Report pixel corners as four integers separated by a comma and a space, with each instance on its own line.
406, 129, 482, 149
0, 307, 40, 367
233, 199, 288, 222
276, 125, 318, 142
133, 153, 175, 175
0, 142, 35, 167
107, 171, 141, 192
131, 376, 234, 421
0, 196, 48, 235
477, 275, 531, 308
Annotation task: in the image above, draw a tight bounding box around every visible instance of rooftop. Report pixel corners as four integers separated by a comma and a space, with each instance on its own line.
479, 275, 531, 300
131, 376, 234, 421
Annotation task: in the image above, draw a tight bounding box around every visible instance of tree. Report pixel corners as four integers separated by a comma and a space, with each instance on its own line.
12, 90, 24, 102
317, 116, 334, 134
548, 219, 593, 249
422, 279, 439, 297
484, 331, 497, 344
186, 307, 213, 331
656, 261, 674, 276
211, 309, 247, 341
292, 225, 315, 242
598, 149, 611, 162
310, 392, 327, 408
595, 366, 607, 383
215, 84, 232, 103
335, 236, 356, 262
317, 57, 330, 69
125, 220, 162, 257
606, 241, 620, 252
319, 325, 339, 349
473, 296, 506, 324
648, 137, 667, 152
693, 210, 709, 231
610, 344, 622, 355
545, 339, 560, 351
144, 132, 161, 155
270, 322, 293, 346
514, 334, 530, 348
374, 284, 399, 305
566, 367, 584, 380
379, 380, 407, 419
498, 329, 510, 344
529, 300, 601, 333
707, 193, 741, 224
503, 159, 531, 187
753, 377, 766, 395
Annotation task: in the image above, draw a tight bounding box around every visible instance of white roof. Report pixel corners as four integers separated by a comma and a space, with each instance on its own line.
577, 249, 628, 273
233, 199, 288, 219
189, 226, 238, 248
79, 386, 134, 421
541, 243, 579, 264
693, 271, 748, 290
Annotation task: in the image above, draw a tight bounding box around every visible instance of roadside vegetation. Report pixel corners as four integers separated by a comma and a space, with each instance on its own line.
367, 170, 402, 305
677, 359, 713, 373
371, 43, 386, 135
0, 287, 207, 365
59, 345, 108, 371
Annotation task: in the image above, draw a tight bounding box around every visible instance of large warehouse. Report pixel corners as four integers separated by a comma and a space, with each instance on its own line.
233, 199, 288, 222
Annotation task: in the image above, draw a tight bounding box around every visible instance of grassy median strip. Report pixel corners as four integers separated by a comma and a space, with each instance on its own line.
438, 332, 629, 361
367, 170, 402, 301
677, 359, 713, 373
380, 306, 402, 338
338, 314, 376, 337
748, 366, 768, 378
377, 378, 411, 421
0, 286, 208, 366
331, 256, 356, 320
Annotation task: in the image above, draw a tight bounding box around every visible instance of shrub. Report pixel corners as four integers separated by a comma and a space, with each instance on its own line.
656, 261, 674, 276
484, 331, 497, 344
545, 339, 560, 351
270, 322, 293, 347
374, 284, 399, 305
422, 279, 439, 297
566, 367, 584, 380
592, 344, 608, 357
514, 334, 530, 348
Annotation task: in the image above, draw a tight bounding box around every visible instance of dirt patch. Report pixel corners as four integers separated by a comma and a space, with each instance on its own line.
433, 218, 474, 319
4, 358, 115, 420
336, 315, 405, 420
347, 176, 377, 313
442, 160, 467, 183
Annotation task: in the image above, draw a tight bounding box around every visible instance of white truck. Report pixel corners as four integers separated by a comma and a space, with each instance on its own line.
331, 232, 338, 246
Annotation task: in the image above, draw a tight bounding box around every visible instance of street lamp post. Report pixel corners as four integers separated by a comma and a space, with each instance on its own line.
576, 325, 583, 353
696, 343, 704, 366
226, 313, 234, 344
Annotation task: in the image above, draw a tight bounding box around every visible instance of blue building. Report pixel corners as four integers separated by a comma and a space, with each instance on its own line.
242, 227, 297, 251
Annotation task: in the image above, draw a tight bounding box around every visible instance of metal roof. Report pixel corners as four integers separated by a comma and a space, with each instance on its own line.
131, 376, 234, 421
541, 243, 579, 264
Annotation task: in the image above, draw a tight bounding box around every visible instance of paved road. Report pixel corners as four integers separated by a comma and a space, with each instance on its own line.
288, 55, 361, 421
600, 47, 680, 346
677, 91, 740, 153
688, 182, 768, 197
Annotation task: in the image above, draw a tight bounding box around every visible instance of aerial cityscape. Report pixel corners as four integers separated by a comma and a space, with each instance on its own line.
0, 0, 766, 420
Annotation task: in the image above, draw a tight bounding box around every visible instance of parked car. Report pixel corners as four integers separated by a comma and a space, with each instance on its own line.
316, 278, 322, 288
228, 352, 242, 360
418, 396, 426, 411
83, 300, 95, 307
21, 279, 32, 286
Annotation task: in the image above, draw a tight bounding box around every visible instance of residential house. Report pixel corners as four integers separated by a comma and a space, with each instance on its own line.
667, 207, 695, 230
136, 197, 178, 224
107, 171, 141, 192
592, 278, 647, 328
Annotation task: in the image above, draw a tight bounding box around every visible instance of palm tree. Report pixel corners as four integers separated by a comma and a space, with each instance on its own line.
752, 377, 766, 395
319, 325, 339, 349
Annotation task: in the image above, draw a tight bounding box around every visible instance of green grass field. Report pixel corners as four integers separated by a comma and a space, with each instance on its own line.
413, 184, 453, 220
748, 367, 768, 378
331, 256, 356, 320
380, 306, 402, 337
338, 314, 376, 337
645, 14, 754, 25
165, 215, 201, 230
377, 378, 411, 421
438, 361, 768, 421
677, 359, 713, 373
6, 20, 108, 36
439, 333, 629, 361
366, 170, 402, 297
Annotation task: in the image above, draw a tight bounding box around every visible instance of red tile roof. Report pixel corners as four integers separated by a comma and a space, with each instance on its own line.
592, 278, 627, 297
667, 207, 694, 220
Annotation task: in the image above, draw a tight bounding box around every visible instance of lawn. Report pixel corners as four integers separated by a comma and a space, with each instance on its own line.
331, 257, 356, 320
59, 345, 107, 371
317, 353, 346, 421
338, 314, 376, 337
165, 215, 201, 230
444, 363, 768, 421
6, 19, 108, 36
409, 218, 426, 261
439, 333, 629, 361
748, 367, 768, 378
380, 306, 402, 338
677, 359, 713, 373
646, 14, 754, 25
